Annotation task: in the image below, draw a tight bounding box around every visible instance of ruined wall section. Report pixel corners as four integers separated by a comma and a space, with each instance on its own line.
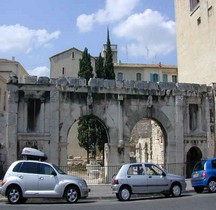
5, 76, 214, 166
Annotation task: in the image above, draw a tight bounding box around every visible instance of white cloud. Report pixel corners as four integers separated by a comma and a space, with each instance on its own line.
0, 24, 60, 53
76, 0, 139, 32
113, 9, 176, 59
28, 66, 50, 77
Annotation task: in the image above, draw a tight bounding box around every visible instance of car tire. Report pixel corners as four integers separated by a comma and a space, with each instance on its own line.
207, 179, 216, 193
116, 193, 120, 200
65, 185, 79, 203
170, 183, 182, 197
118, 186, 131, 201
7, 185, 23, 204
194, 186, 204, 193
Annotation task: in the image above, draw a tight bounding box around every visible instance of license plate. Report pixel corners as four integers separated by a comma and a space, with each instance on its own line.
193, 173, 199, 178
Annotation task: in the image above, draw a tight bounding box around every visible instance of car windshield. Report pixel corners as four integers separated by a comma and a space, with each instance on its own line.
52, 164, 66, 174
193, 160, 206, 172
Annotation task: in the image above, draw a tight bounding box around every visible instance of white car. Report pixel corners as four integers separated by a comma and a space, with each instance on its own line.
0, 148, 90, 204
111, 162, 186, 201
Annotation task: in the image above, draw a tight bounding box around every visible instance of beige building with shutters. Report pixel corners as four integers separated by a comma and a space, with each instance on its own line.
49, 46, 177, 83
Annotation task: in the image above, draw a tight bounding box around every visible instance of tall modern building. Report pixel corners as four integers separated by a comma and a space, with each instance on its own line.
175, 0, 216, 84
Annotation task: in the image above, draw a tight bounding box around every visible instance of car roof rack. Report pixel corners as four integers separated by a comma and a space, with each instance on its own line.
22, 147, 47, 161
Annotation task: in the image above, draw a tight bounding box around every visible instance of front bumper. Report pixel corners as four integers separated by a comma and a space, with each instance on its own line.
81, 187, 91, 198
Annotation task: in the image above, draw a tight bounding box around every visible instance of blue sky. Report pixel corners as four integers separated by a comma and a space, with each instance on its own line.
0, 0, 176, 77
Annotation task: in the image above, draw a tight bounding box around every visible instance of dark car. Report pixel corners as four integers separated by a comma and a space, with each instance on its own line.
191, 158, 216, 193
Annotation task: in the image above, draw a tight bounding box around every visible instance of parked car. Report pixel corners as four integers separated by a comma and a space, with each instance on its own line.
191, 158, 216, 193
0, 148, 90, 204
111, 162, 186, 201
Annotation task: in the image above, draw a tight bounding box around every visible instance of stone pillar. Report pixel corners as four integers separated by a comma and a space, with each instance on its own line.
40, 98, 45, 133
6, 84, 18, 165
49, 89, 60, 165
205, 97, 213, 157
117, 94, 124, 163
175, 96, 184, 175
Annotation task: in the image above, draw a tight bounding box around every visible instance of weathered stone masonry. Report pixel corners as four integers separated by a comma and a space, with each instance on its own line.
5, 76, 215, 177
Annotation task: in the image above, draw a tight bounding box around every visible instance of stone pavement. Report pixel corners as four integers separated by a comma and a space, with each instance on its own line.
0, 179, 193, 202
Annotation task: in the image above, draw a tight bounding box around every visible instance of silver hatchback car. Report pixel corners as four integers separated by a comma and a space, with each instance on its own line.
111, 163, 186, 201
0, 160, 90, 204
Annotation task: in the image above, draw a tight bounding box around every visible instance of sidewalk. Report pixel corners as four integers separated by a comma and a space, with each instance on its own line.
0, 179, 193, 202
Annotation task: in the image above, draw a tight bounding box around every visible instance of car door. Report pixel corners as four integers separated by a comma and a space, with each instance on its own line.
145, 163, 168, 193
18, 162, 39, 195
38, 162, 58, 196
126, 164, 148, 193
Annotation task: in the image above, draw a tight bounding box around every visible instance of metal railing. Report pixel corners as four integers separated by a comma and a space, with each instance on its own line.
60, 162, 191, 184
0, 162, 195, 184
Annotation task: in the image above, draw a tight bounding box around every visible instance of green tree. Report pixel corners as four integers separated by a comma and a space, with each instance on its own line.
104, 29, 115, 79
95, 53, 105, 78
78, 48, 93, 82
78, 115, 96, 163
77, 115, 108, 163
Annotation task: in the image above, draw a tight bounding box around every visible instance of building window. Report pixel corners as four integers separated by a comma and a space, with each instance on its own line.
172, 75, 177, 83
117, 72, 123, 81
189, 104, 198, 131
150, 73, 159, 82
190, 0, 199, 11
71, 51, 75, 59
163, 74, 168, 82
197, 17, 201, 25
136, 73, 142, 81
3, 91, 6, 111
27, 99, 41, 132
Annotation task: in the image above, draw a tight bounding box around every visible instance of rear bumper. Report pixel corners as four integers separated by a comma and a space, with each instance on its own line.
191, 179, 206, 187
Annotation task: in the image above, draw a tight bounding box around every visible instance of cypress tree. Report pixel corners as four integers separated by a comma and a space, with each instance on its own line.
104, 29, 115, 79
95, 53, 105, 78
78, 47, 93, 82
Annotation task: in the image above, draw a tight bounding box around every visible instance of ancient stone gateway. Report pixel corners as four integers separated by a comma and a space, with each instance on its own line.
6, 77, 215, 179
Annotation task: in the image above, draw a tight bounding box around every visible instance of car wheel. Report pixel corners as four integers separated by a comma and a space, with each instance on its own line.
65, 185, 79, 203
116, 193, 120, 200
194, 186, 204, 193
170, 183, 182, 197
7, 185, 23, 204
119, 186, 131, 201
207, 179, 216, 193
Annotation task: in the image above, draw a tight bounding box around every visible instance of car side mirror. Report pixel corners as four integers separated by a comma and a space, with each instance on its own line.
162, 172, 166, 176
51, 171, 57, 176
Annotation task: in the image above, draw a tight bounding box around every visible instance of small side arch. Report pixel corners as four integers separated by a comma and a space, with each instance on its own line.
186, 146, 202, 178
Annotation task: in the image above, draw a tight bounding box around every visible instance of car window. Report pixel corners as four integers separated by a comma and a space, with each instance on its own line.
13, 162, 22, 172
127, 164, 144, 175
19, 162, 38, 174
52, 164, 66, 174
211, 160, 216, 168
39, 163, 55, 175
145, 164, 164, 176
193, 160, 206, 171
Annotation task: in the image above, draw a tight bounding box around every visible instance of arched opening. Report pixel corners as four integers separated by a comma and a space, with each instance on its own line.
130, 118, 165, 166
67, 115, 109, 167
186, 146, 202, 178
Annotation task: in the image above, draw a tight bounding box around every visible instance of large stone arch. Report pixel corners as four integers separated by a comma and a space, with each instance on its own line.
123, 107, 172, 165
59, 112, 110, 165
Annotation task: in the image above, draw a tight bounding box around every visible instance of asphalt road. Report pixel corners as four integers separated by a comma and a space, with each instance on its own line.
0, 191, 215, 210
